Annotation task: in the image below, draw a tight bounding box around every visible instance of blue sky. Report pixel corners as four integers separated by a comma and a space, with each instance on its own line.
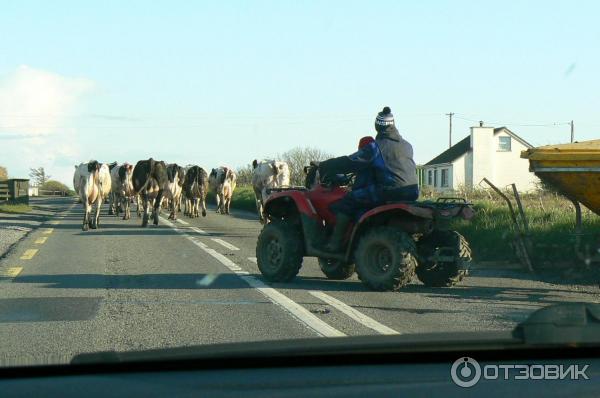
1, 1, 599, 184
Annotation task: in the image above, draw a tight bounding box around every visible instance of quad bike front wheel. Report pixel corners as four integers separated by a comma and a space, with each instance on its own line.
416, 230, 471, 287
354, 226, 417, 291
256, 221, 304, 282
318, 258, 355, 280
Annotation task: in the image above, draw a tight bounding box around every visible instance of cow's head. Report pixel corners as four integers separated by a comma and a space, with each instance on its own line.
87, 160, 100, 173
252, 159, 258, 169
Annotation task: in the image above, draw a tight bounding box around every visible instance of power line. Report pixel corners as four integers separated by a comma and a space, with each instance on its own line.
453, 114, 570, 128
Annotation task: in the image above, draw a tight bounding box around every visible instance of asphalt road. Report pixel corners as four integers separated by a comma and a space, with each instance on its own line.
1, 197, 599, 366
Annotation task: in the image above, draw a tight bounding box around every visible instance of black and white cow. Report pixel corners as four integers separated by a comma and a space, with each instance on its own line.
110, 163, 135, 220
208, 166, 237, 215
104, 161, 118, 215
74, 160, 112, 231
183, 166, 209, 218
132, 158, 168, 227
164, 163, 185, 220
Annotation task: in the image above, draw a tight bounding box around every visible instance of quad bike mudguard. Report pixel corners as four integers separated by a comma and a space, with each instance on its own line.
264, 190, 319, 219
263, 188, 345, 259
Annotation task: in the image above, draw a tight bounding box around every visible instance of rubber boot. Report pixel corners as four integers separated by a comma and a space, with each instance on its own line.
324, 213, 352, 253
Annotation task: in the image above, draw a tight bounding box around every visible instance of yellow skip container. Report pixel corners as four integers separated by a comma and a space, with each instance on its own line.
521, 140, 600, 215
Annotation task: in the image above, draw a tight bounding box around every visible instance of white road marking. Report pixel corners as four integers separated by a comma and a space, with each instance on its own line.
240, 276, 345, 337
160, 216, 345, 337
211, 238, 240, 251
309, 291, 400, 335
176, 219, 189, 225
248, 257, 257, 264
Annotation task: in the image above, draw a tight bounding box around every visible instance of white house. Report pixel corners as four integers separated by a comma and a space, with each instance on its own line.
422, 124, 539, 192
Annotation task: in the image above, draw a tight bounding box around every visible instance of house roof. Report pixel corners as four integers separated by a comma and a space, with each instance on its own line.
424, 127, 533, 166
425, 135, 470, 166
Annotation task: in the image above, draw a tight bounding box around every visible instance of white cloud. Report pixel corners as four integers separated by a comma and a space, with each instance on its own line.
0, 65, 94, 185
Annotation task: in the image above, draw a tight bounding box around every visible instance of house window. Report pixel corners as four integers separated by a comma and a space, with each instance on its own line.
498, 136, 511, 151
428, 170, 433, 186
441, 169, 449, 188
434, 170, 438, 187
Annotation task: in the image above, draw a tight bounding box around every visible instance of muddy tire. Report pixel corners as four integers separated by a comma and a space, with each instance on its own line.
354, 226, 417, 291
256, 221, 303, 282
318, 258, 355, 280
416, 231, 471, 287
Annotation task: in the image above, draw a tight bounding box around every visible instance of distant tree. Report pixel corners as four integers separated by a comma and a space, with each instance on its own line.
29, 167, 51, 186
280, 147, 333, 186
0, 165, 7, 180
41, 180, 75, 196
236, 164, 254, 186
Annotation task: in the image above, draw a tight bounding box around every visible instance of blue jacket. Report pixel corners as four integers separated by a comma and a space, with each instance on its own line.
318, 141, 385, 203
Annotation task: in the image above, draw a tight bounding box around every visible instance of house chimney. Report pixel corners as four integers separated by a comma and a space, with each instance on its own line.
469, 124, 495, 188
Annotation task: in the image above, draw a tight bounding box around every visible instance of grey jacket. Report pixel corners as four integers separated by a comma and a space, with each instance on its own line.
375, 125, 418, 188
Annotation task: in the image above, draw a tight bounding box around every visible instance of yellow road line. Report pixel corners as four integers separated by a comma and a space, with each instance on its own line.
41, 228, 54, 234
35, 237, 48, 244
0, 267, 23, 277
20, 249, 38, 260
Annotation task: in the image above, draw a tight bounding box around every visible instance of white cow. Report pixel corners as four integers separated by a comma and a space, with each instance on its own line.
252, 159, 290, 223
74, 161, 112, 231
110, 163, 135, 220
209, 166, 237, 215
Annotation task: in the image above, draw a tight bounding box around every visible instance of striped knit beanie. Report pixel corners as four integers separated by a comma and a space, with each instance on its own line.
375, 106, 394, 127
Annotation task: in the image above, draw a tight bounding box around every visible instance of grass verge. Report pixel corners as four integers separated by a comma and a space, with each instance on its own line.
0, 203, 33, 214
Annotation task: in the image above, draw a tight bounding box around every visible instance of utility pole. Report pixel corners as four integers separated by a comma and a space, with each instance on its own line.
446, 112, 454, 148
570, 120, 574, 143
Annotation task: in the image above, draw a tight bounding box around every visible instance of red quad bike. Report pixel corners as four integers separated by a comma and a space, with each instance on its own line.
256, 173, 476, 291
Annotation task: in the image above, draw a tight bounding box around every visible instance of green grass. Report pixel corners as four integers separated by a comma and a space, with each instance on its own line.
452, 195, 598, 264
0, 203, 32, 214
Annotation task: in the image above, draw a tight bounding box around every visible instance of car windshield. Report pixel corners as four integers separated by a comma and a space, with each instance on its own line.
1, 1, 599, 368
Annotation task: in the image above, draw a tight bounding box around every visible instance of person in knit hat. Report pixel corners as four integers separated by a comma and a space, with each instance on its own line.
317, 106, 419, 253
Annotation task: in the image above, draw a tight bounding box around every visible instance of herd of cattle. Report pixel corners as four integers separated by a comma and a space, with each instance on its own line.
72, 158, 290, 231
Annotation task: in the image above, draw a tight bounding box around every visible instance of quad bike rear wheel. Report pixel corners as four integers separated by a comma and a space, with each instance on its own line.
416, 230, 471, 287
256, 220, 304, 282
318, 258, 355, 280
354, 226, 417, 291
